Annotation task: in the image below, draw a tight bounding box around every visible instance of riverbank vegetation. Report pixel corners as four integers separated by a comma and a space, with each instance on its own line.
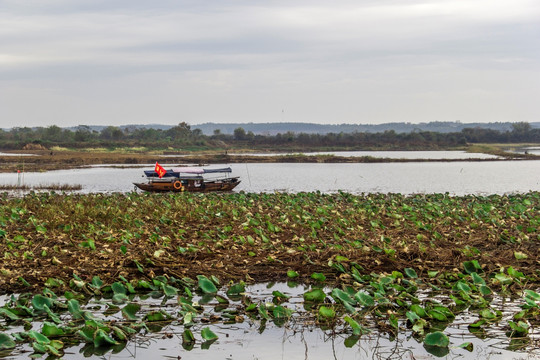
1, 122, 538, 152
0, 184, 82, 191
0, 192, 538, 356
0, 143, 538, 174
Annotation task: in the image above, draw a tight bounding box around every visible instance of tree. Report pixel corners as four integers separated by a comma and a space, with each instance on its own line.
100, 126, 124, 140
74, 125, 94, 142
233, 127, 246, 140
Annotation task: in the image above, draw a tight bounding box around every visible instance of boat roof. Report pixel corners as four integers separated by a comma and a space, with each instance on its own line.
144, 167, 232, 178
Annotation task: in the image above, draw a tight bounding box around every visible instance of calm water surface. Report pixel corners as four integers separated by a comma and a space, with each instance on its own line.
1, 283, 537, 360
231, 150, 500, 159
1, 160, 539, 195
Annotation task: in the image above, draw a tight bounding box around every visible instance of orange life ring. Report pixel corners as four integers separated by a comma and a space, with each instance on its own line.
173, 181, 182, 190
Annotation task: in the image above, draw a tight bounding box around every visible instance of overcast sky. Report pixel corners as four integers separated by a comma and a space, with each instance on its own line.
0, 0, 539, 128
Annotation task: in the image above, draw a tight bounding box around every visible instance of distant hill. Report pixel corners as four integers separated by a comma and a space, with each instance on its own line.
12, 121, 540, 135
191, 121, 540, 135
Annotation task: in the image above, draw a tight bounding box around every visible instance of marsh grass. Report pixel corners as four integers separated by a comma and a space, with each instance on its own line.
0, 183, 82, 191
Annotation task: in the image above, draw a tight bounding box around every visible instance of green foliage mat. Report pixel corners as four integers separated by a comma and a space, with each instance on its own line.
0, 191, 538, 293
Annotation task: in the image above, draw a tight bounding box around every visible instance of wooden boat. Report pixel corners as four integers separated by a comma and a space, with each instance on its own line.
133, 166, 240, 193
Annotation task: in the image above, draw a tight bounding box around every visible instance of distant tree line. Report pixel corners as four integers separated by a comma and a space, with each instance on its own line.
0, 122, 538, 151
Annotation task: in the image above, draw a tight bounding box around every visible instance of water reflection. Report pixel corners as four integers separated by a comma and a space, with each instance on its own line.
1, 282, 538, 360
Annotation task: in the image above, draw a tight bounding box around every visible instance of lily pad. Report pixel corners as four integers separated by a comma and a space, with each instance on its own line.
424, 331, 450, 347
197, 275, 217, 294
93, 329, 119, 347
201, 327, 218, 341
311, 272, 326, 282
0, 333, 16, 350
287, 270, 299, 278
318, 306, 336, 320
121, 303, 141, 321
303, 289, 326, 303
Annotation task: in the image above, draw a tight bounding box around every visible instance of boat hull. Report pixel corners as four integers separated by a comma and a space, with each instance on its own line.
134, 177, 241, 193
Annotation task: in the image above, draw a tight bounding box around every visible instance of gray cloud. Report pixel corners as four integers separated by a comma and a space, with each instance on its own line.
0, 0, 539, 127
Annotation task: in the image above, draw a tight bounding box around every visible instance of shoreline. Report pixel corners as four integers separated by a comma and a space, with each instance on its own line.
0, 149, 538, 173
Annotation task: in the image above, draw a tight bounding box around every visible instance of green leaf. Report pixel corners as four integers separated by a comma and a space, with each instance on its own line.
455, 280, 471, 293
31, 295, 54, 311
77, 327, 95, 343
406, 311, 420, 323
318, 306, 335, 319
287, 270, 299, 278
428, 309, 448, 322
404, 268, 418, 279
121, 303, 140, 321
226, 282, 245, 295
514, 251, 528, 260
161, 284, 178, 297
273, 305, 293, 319
344, 316, 369, 335
201, 327, 218, 341
27, 330, 50, 345
508, 320, 529, 336
145, 310, 171, 322
389, 314, 398, 329
331, 288, 356, 305
43, 305, 62, 324
479, 285, 492, 296
42, 322, 65, 337
524, 289, 540, 301
111, 282, 127, 295
458, 342, 473, 352
44, 278, 64, 288
258, 304, 270, 320
355, 291, 375, 307
0, 333, 16, 350
197, 275, 217, 294
67, 299, 84, 320
471, 272, 485, 285
344, 335, 360, 348
463, 260, 481, 274
111, 326, 128, 341
412, 318, 428, 335
112, 293, 128, 304
311, 272, 326, 282
493, 273, 513, 285
303, 289, 326, 302
424, 331, 449, 347
507, 266, 524, 279
93, 329, 119, 347
0, 308, 20, 321
480, 308, 498, 320
182, 329, 195, 343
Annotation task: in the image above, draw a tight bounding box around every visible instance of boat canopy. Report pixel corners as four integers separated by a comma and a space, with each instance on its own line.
144, 167, 232, 178
144, 170, 179, 178
202, 167, 232, 174
172, 167, 204, 174
172, 167, 232, 174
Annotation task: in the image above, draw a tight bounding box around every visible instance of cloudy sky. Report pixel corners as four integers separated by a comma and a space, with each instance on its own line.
0, 0, 539, 128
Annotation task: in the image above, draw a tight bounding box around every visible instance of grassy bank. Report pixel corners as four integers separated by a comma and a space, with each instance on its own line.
0, 144, 538, 173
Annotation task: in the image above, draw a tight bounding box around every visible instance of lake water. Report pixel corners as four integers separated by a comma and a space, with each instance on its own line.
230, 150, 500, 159
1, 160, 539, 195
1, 283, 537, 360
